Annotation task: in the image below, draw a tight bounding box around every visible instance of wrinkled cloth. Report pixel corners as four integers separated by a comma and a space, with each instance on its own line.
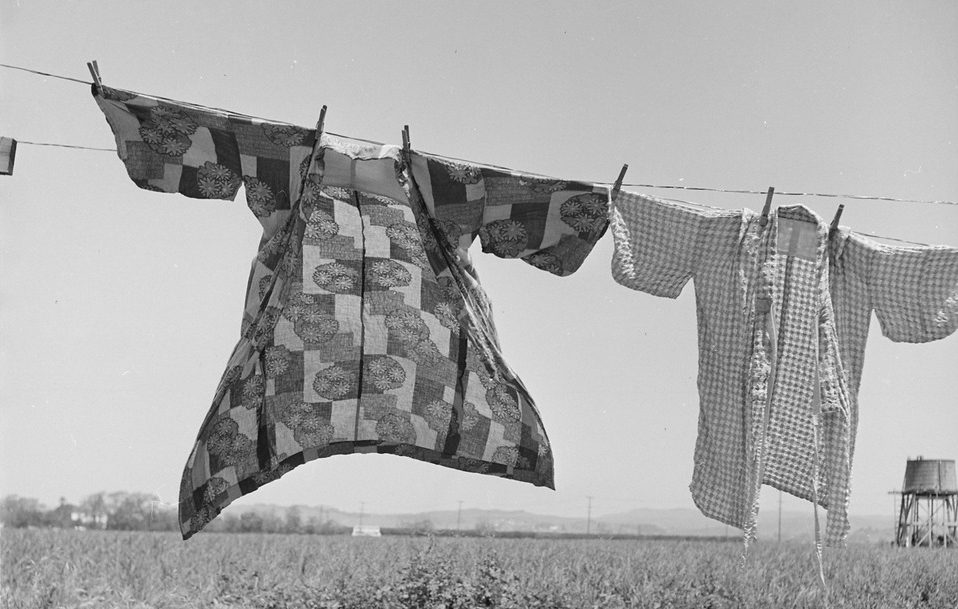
829, 229, 958, 467
610, 192, 852, 545
94, 86, 610, 539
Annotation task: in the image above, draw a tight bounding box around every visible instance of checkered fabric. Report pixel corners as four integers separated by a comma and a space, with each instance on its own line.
611, 192, 853, 545
95, 87, 610, 539
829, 229, 958, 476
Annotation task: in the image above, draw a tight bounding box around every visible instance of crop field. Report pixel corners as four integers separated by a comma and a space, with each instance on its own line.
2, 529, 956, 608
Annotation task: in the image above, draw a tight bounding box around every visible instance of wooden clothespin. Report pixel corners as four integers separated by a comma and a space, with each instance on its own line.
829, 204, 844, 237
315, 105, 328, 136
401, 125, 411, 164
758, 186, 775, 227
611, 164, 629, 200
86, 60, 102, 96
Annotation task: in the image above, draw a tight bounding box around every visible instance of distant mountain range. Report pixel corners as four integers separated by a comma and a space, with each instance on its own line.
224, 502, 894, 544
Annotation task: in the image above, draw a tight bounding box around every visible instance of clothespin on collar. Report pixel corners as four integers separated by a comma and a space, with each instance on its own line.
309, 105, 327, 163
829, 204, 844, 238
86, 60, 102, 96
611, 164, 629, 200
758, 186, 775, 227
316, 105, 328, 136
401, 125, 411, 165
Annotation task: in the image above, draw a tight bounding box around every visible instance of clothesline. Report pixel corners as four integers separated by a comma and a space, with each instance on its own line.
13, 136, 958, 213
17, 140, 115, 152
624, 183, 956, 207
0, 62, 90, 85
653, 196, 939, 246
4, 62, 957, 209
9, 138, 938, 248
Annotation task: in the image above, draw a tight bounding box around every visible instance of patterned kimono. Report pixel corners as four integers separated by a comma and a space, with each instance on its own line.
94, 87, 610, 538
610, 192, 853, 545
829, 229, 958, 469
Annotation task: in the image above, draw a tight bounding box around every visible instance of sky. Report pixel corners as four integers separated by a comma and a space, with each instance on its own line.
1, 1, 956, 531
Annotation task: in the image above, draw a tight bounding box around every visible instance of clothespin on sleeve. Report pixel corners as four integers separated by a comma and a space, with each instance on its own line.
611, 164, 629, 200
829, 204, 844, 238
86, 60, 102, 96
301, 106, 328, 185
401, 125, 411, 165
758, 186, 775, 227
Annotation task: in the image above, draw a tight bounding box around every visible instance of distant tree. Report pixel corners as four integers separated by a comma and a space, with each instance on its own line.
220, 513, 242, 533
106, 492, 155, 530
402, 518, 435, 535
79, 492, 109, 529
45, 497, 76, 528
285, 506, 302, 534
261, 512, 284, 534
0, 495, 45, 528
239, 511, 264, 533
316, 518, 343, 535
475, 519, 496, 535
303, 515, 321, 534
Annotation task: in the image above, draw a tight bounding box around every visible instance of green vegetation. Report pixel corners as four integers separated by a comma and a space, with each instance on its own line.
2, 529, 956, 608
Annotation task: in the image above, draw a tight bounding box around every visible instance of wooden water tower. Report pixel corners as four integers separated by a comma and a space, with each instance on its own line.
895, 457, 958, 548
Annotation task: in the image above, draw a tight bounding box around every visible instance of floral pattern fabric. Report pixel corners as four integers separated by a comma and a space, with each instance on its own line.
94, 87, 610, 539
610, 193, 853, 546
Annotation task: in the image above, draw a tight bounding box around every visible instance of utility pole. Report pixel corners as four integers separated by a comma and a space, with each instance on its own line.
586, 496, 593, 535
778, 490, 782, 543
457, 501, 463, 532
359, 501, 365, 527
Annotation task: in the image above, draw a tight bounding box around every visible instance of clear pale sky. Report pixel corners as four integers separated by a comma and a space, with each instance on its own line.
1, 1, 955, 528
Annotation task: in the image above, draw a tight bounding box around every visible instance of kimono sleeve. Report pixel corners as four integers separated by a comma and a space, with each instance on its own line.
476, 170, 610, 276
865, 238, 958, 343
411, 155, 610, 277
93, 87, 314, 231
610, 192, 705, 298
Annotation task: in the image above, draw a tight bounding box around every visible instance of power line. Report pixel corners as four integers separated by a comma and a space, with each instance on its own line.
586, 496, 593, 535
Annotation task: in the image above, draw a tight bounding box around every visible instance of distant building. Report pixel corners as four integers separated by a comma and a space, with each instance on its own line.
71, 510, 108, 530
351, 525, 382, 537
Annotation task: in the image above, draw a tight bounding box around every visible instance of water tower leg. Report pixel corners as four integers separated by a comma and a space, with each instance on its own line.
897, 493, 914, 547
946, 495, 958, 548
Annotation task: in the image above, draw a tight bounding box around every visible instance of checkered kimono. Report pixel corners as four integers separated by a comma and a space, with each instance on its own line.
829, 229, 958, 469
611, 192, 853, 545
94, 87, 610, 539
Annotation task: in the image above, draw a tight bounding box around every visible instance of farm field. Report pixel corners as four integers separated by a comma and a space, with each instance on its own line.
2, 529, 956, 608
